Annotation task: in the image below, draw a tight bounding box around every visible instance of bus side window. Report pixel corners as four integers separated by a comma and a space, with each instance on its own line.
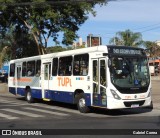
58, 56, 72, 76
52, 58, 58, 76
73, 54, 89, 76
36, 60, 41, 77
9, 63, 15, 77
27, 61, 35, 77
22, 62, 27, 76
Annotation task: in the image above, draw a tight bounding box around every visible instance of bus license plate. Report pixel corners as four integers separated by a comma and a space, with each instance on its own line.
131, 104, 139, 108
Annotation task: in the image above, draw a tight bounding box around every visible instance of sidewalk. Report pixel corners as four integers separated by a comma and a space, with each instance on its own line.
0, 83, 12, 96
151, 75, 160, 81
0, 83, 8, 93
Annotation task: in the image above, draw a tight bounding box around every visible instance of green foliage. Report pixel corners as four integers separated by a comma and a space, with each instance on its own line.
46, 46, 73, 53
46, 46, 66, 53
144, 41, 157, 49
143, 41, 160, 57
0, 25, 39, 60
109, 29, 143, 47
0, 0, 107, 57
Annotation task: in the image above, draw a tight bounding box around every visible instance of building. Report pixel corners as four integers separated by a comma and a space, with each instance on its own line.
87, 34, 102, 47
155, 40, 160, 46
72, 37, 86, 49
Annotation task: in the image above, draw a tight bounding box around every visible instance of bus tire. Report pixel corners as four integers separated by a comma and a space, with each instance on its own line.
76, 93, 90, 113
25, 89, 34, 103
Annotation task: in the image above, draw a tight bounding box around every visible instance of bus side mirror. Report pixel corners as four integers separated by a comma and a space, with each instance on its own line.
108, 59, 112, 68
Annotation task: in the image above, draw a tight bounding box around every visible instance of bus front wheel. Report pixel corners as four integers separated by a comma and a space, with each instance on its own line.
76, 94, 90, 113
25, 89, 34, 103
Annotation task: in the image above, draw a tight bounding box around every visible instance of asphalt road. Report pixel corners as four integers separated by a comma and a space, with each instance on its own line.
0, 81, 159, 137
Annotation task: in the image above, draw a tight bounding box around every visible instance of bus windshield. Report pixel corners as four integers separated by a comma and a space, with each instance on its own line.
109, 57, 150, 88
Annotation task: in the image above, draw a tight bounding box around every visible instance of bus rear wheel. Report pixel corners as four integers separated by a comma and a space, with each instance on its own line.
76, 93, 90, 113
25, 89, 34, 103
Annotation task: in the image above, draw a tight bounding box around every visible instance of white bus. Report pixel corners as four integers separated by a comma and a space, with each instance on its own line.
8, 45, 152, 113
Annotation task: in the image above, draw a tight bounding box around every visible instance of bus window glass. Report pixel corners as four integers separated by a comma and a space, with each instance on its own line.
22, 62, 26, 76
44, 64, 48, 80
59, 56, 72, 76
73, 54, 89, 76
27, 61, 35, 76
17, 67, 21, 79
92, 60, 98, 104
52, 58, 58, 76
10, 63, 15, 77
36, 60, 41, 77
93, 60, 98, 82
100, 60, 106, 86
110, 57, 150, 88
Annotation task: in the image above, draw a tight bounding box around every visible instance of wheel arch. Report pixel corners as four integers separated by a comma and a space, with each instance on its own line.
73, 89, 84, 104
25, 86, 31, 91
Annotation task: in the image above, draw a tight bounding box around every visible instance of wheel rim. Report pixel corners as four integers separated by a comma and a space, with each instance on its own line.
79, 98, 86, 108
27, 92, 31, 101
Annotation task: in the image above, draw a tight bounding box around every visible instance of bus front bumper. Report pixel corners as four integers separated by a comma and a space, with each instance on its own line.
107, 97, 152, 109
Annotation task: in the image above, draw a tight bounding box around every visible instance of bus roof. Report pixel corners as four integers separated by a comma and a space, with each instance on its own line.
9, 45, 145, 63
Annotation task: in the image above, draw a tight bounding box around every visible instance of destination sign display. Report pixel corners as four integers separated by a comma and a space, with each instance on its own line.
112, 48, 142, 55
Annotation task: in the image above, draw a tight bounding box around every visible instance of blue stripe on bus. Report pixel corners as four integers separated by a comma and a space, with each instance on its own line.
45, 90, 74, 103
31, 89, 42, 99
85, 93, 91, 106
17, 88, 25, 96
17, 88, 42, 99
9, 87, 42, 99
45, 90, 91, 106
9, 87, 16, 95
9, 87, 91, 106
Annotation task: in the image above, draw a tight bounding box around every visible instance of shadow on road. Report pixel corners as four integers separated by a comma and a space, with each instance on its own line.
90, 107, 153, 116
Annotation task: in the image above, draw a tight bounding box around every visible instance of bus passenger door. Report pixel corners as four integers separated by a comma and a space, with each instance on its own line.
42, 63, 51, 100
92, 58, 107, 107
15, 65, 22, 95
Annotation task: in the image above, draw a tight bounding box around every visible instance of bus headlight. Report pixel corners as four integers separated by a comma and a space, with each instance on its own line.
110, 89, 121, 100
147, 88, 152, 97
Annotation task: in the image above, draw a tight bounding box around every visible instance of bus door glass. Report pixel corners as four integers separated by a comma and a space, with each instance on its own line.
15, 65, 22, 94
42, 63, 51, 99
92, 58, 107, 107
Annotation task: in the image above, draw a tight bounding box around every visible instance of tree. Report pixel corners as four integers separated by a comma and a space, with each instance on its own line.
46, 45, 74, 53
46, 46, 66, 53
0, 27, 15, 67
144, 41, 160, 57
0, 0, 106, 56
0, 26, 38, 61
109, 29, 143, 47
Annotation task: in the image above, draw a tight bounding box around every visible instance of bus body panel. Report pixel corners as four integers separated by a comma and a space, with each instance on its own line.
8, 45, 152, 111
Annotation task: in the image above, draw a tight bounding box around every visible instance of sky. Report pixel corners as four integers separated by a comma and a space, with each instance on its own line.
48, 0, 160, 46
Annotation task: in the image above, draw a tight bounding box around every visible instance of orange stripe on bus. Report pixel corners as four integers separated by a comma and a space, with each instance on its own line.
12, 78, 32, 82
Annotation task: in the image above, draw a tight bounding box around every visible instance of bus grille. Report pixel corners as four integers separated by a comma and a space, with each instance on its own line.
123, 100, 145, 107
116, 86, 149, 94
